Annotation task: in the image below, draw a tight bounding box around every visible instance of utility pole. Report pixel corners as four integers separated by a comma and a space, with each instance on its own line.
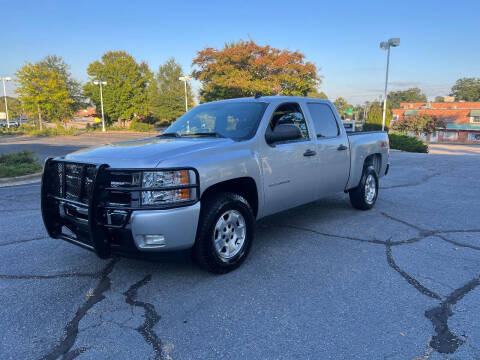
93, 80, 107, 132
178, 75, 192, 112
379, 38, 400, 131
1, 77, 12, 128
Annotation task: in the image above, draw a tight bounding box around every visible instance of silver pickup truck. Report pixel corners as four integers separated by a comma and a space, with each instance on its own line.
41, 96, 389, 273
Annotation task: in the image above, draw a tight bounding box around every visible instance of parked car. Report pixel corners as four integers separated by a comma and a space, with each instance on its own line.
41, 96, 389, 273
0, 120, 19, 128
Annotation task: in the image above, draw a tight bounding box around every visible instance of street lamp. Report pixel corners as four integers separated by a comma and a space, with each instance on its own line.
379, 38, 400, 131
1, 77, 12, 128
178, 75, 192, 112
93, 80, 107, 132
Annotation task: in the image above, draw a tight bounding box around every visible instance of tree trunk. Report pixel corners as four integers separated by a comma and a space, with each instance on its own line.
37, 104, 43, 130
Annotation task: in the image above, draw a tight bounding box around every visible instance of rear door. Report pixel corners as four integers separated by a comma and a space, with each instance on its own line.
306, 102, 350, 197
260, 102, 320, 216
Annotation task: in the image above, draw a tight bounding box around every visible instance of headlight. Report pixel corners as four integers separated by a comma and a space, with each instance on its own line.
141, 170, 197, 206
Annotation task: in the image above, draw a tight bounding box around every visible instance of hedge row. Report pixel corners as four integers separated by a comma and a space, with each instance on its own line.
388, 133, 428, 153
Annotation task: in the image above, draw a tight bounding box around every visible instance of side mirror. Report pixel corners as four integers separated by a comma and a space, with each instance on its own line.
265, 123, 302, 144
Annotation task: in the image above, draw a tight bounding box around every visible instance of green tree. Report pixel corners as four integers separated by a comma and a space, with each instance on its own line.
434, 96, 444, 102
333, 97, 353, 118
450, 78, 480, 101
0, 97, 23, 119
83, 51, 152, 123
365, 101, 392, 129
15, 55, 82, 127
192, 39, 320, 102
391, 114, 445, 135
307, 89, 328, 99
387, 87, 427, 108
149, 58, 194, 124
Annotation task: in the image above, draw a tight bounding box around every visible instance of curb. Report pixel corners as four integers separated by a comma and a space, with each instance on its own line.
0, 172, 43, 187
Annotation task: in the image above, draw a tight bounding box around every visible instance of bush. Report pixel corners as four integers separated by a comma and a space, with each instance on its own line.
155, 119, 172, 128
129, 120, 154, 132
388, 133, 428, 153
362, 123, 388, 132
0, 123, 78, 137
0, 150, 42, 177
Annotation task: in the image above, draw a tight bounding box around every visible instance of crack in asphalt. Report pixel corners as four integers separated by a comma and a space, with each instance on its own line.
40, 259, 118, 360
60, 347, 88, 360
0, 272, 100, 280
0, 236, 47, 247
385, 240, 442, 301
425, 276, 480, 354
380, 171, 441, 190
436, 234, 480, 251
0, 208, 39, 213
282, 212, 480, 356
123, 275, 163, 360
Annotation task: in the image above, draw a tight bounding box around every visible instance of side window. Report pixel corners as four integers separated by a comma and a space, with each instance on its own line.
269, 103, 309, 141
307, 103, 340, 138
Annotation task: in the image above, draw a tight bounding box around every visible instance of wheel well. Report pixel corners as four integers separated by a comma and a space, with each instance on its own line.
201, 177, 259, 217
364, 153, 382, 174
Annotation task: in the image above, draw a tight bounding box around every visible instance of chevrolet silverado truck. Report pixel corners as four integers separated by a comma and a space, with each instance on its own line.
41, 96, 389, 273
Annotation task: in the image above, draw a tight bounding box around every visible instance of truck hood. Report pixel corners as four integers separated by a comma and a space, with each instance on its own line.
64, 136, 234, 168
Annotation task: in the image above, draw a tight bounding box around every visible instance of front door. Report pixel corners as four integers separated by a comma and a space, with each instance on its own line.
260, 102, 320, 217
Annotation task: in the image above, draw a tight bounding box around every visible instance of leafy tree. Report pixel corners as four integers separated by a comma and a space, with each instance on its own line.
434, 96, 444, 102
307, 89, 328, 99
15, 55, 82, 127
365, 101, 392, 129
450, 78, 480, 101
387, 87, 427, 108
83, 51, 152, 123
192, 39, 320, 102
391, 114, 445, 135
333, 97, 354, 118
149, 58, 194, 124
354, 105, 364, 121
0, 97, 23, 119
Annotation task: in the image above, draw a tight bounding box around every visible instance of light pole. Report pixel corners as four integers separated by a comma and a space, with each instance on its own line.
93, 80, 107, 132
1, 77, 12, 128
178, 75, 192, 112
379, 38, 400, 131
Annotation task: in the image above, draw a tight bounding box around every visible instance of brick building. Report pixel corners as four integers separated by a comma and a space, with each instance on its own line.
392, 101, 480, 144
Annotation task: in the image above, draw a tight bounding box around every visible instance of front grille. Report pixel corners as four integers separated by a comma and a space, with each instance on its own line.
45, 162, 97, 204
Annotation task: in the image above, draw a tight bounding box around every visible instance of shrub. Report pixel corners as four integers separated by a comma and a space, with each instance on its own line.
129, 120, 154, 132
362, 123, 388, 132
155, 119, 172, 128
391, 114, 445, 136
0, 150, 42, 177
388, 133, 428, 153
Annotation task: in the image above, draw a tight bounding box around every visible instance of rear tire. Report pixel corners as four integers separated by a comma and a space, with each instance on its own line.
349, 166, 378, 210
193, 192, 255, 274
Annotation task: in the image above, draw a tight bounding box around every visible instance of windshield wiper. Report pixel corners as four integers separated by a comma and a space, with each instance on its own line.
158, 132, 181, 138
181, 132, 226, 138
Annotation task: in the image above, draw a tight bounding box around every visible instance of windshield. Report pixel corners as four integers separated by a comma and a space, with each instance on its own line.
164, 101, 268, 140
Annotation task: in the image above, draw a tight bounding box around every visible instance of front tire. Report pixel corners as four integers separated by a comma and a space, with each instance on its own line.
349, 166, 379, 210
193, 192, 255, 274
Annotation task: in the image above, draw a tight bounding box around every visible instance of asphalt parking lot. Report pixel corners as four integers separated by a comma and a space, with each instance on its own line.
0, 137, 479, 359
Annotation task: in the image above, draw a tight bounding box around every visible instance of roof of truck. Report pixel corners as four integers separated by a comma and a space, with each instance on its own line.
205, 96, 332, 104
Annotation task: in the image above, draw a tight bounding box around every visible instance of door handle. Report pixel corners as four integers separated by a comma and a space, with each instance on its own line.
337, 144, 348, 151
303, 149, 317, 157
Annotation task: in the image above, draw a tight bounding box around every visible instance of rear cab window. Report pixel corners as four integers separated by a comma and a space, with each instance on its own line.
307, 103, 340, 138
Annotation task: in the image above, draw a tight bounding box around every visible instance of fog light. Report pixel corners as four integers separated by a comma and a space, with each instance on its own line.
143, 235, 166, 247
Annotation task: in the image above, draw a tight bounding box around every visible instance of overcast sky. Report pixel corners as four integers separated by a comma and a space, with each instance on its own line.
2, 0, 479, 104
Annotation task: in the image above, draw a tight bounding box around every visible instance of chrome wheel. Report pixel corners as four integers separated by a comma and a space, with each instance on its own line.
213, 210, 246, 260
364, 174, 377, 204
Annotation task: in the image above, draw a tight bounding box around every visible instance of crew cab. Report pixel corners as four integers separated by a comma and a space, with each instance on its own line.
41, 96, 389, 273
